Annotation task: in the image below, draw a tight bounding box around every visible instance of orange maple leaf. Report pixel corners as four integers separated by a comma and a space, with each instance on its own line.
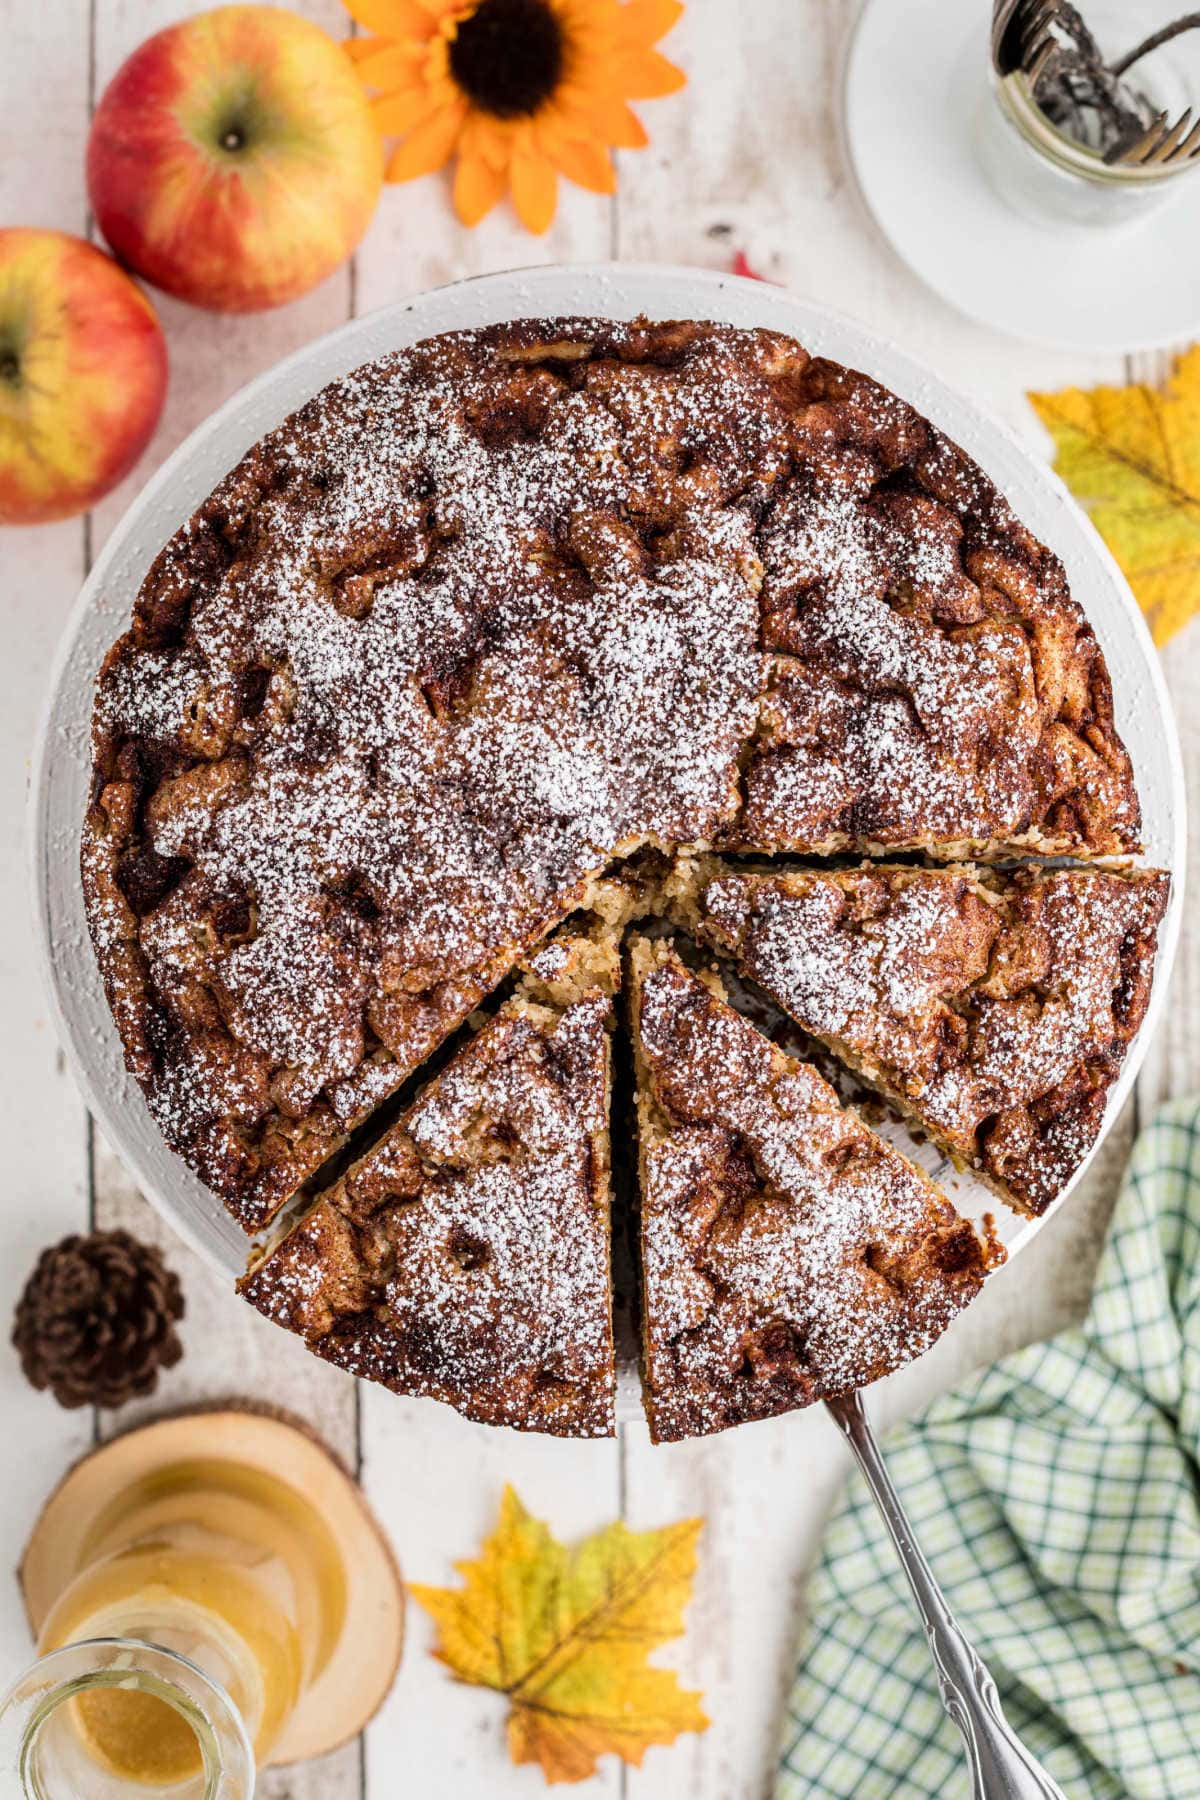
409, 1485, 708, 1784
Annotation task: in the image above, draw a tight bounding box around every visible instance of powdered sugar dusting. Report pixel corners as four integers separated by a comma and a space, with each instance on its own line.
737, 467, 1139, 854
699, 866, 1170, 1213
633, 945, 991, 1439
87, 321, 782, 1224
242, 991, 616, 1437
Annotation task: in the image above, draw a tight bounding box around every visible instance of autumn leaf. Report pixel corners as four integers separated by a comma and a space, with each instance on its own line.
409, 1486, 709, 1784
1029, 345, 1200, 646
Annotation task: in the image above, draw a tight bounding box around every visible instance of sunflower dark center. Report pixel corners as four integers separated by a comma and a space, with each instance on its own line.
449, 0, 566, 118
0, 324, 22, 388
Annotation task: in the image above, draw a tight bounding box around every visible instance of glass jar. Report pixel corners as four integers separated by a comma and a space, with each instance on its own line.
0, 1640, 254, 1799
978, 1, 1200, 228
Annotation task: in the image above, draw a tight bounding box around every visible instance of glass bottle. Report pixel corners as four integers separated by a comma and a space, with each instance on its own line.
0, 1639, 254, 1799
1, 1420, 403, 1799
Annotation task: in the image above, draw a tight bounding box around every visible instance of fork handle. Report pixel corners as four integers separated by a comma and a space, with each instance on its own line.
826, 1392, 1069, 1800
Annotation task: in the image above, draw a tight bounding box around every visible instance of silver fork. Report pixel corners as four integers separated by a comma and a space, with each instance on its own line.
991, 0, 1200, 168
825, 1392, 1068, 1800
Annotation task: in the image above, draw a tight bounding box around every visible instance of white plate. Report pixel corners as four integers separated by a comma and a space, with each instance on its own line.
844, 0, 1200, 353
30, 263, 1186, 1299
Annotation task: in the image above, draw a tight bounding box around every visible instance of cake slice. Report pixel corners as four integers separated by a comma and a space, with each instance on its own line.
682, 859, 1170, 1217
627, 938, 1000, 1442
239, 927, 620, 1437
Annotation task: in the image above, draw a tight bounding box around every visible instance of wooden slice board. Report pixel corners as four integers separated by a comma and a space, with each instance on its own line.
20, 1409, 404, 1765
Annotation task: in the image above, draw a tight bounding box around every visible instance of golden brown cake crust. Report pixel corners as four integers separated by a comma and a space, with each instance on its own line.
688, 861, 1170, 1217
83, 315, 1142, 1234
731, 356, 1140, 862
239, 981, 616, 1438
629, 939, 1000, 1443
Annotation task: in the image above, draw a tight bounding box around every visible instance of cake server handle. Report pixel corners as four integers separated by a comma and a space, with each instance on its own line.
825, 1391, 1068, 1800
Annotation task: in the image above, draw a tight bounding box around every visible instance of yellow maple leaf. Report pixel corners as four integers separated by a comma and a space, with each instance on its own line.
409, 1485, 708, 1784
1029, 344, 1200, 646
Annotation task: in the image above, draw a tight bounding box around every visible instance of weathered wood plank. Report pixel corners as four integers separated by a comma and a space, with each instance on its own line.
1126, 349, 1199, 1116
350, 101, 628, 1800
360, 1399, 626, 1797
0, 0, 95, 1671
613, 0, 1120, 427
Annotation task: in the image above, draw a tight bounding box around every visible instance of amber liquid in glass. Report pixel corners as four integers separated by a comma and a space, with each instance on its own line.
35, 1459, 348, 1786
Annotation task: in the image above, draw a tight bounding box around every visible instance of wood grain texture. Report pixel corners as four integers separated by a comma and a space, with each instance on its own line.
1125, 347, 1200, 1119
0, 2, 1195, 1797
0, 0, 97, 1682
89, 1147, 366, 1798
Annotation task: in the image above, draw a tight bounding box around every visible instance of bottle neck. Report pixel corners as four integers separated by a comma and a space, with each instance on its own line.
0, 1640, 255, 1800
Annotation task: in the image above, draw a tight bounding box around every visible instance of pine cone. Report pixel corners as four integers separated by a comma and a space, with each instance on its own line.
12, 1230, 185, 1409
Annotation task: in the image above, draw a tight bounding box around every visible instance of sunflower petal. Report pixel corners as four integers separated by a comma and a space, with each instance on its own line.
511, 148, 558, 234
386, 102, 465, 181
616, 0, 685, 47
613, 49, 687, 97
372, 88, 439, 134
565, 91, 649, 148
547, 133, 615, 194
345, 35, 389, 62
454, 152, 507, 226
462, 114, 514, 172
355, 43, 426, 87
343, 0, 431, 33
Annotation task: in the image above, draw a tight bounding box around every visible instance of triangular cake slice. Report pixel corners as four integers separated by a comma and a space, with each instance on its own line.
682, 859, 1170, 1217
239, 926, 620, 1437
627, 938, 1000, 1443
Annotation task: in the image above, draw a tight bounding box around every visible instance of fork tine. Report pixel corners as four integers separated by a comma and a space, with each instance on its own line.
1145, 109, 1194, 164
992, 0, 1021, 59
1173, 115, 1200, 161
1108, 109, 1171, 166
1020, 0, 1065, 87
1020, 0, 1058, 49
1025, 31, 1059, 87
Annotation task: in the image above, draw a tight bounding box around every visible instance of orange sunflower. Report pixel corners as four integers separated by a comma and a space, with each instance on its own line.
343, 0, 686, 233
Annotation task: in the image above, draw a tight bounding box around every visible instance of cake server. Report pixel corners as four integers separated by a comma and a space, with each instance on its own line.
825, 1391, 1068, 1800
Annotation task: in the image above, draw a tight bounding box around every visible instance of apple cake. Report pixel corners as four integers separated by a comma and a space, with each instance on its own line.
681, 859, 1170, 1216
627, 938, 1001, 1441
80, 313, 1169, 1438
239, 931, 619, 1437
82, 316, 1143, 1234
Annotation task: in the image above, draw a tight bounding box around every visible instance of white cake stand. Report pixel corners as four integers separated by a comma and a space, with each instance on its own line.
30, 264, 1185, 1320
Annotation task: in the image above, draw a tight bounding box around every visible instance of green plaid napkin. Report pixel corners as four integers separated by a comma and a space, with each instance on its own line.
777, 1099, 1200, 1800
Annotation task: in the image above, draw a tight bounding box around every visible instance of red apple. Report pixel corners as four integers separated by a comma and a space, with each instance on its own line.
0, 230, 167, 526
87, 5, 384, 313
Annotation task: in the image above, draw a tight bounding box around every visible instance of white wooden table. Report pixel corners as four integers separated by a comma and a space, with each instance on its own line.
3, 3, 1198, 1794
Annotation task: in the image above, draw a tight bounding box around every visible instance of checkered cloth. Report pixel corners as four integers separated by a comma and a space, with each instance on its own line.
777, 1100, 1200, 1800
